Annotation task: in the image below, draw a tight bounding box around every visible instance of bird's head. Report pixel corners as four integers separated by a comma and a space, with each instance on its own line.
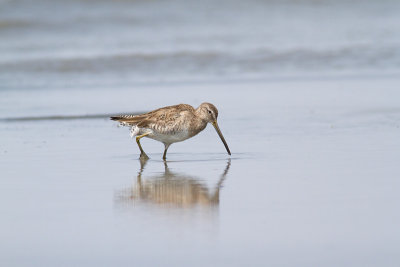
198, 102, 219, 123
197, 102, 231, 156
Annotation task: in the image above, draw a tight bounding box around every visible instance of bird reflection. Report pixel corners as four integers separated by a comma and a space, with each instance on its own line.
116, 158, 231, 209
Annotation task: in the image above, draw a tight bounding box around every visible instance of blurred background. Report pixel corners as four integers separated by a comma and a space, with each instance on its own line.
1, 0, 400, 91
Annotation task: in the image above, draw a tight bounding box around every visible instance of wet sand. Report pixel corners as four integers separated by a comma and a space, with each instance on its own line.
1, 77, 400, 266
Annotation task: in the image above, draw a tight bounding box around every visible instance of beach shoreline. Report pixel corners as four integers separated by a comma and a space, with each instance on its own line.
1, 76, 400, 266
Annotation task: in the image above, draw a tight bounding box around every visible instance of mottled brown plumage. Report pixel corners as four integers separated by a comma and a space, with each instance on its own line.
111, 103, 230, 160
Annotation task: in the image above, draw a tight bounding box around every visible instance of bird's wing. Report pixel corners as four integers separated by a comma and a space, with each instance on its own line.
110, 104, 195, 132
137, 104, 195, 134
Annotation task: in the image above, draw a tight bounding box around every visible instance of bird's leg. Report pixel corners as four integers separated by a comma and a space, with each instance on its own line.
163, 143, 170, 160
136, 133, 150, 159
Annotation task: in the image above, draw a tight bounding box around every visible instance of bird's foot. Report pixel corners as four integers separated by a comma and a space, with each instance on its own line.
139, 153, 149, 160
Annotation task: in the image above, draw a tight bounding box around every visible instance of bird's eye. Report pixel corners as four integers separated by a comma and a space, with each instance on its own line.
208, 110, 212, 114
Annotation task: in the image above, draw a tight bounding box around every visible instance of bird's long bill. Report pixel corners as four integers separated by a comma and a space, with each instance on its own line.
212, 121, 231, 155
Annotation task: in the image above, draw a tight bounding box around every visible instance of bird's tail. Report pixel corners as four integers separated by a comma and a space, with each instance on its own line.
110, 114, 142, 126
110, 114, 137, 120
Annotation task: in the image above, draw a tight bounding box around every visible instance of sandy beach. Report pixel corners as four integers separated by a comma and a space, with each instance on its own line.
1, 76, 400, 266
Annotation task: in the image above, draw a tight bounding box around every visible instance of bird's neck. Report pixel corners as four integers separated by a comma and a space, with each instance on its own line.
190, 111, 208, 137
194, 107, 207, 120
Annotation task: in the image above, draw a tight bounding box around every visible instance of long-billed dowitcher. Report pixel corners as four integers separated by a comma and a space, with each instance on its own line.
111, 103, 231, 160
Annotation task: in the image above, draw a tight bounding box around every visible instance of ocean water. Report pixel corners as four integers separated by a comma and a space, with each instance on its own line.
1, 0, 400, 91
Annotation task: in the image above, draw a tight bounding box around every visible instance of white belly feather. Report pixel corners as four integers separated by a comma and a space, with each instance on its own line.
130, 125, 190, 144
149, 129, 191, 144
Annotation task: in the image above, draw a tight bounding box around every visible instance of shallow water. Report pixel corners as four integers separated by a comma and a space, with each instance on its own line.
1, 78, 400, 266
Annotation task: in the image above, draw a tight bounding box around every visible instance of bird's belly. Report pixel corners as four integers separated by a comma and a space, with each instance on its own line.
148, 130, 191, 144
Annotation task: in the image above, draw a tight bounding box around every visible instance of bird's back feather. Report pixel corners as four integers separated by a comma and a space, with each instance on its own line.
110, 104, 198, 134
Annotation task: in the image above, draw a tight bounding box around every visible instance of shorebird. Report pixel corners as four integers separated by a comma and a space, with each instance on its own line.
110, 103, 231, 160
